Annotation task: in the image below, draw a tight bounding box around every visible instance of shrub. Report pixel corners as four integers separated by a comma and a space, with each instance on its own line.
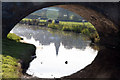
72, 25, 82, 33
48, 23, 62, 29
62, 25, 72, 31
81, 28, 90, 35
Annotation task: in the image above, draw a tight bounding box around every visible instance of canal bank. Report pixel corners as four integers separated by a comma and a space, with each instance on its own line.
2, 24, 120, 79
2, 37, 36, 78
10, 24, 99, 78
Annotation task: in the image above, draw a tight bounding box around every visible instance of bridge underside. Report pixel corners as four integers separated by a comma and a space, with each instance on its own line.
2, 2, 120, 78
2, 2, 120, 47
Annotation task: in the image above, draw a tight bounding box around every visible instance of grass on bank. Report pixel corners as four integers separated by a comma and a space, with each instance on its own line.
2, 33, 36, 78
20, 18, 100, 43
48, 23, 100, 43
1, 54, 21, 78
7, 33, 22, 42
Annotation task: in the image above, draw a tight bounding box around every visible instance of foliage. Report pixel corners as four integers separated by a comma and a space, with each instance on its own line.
48, 23, 63, 30
7, 33, 22, 42
20, 18, 100, 43
81, 28, 90, 35
48, 23, 99, 43
62, 25, 72, 31
2, 37, 36, 78
48, 23, 57, 29
20, 18, 47, 26
1, 54, 22, 78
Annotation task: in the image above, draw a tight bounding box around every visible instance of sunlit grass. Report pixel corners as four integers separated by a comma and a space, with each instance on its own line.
2, 33, 36, 78
1, 54, 22, 78
22, 18, 47, 22
7, 33, 22, 42
48, 23, 99, 43
20, 18, 100, 43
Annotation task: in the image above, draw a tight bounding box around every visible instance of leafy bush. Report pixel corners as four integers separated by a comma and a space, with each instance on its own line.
81, 28, 90, 35
62, 25, 72, 31
72, 25, 82, 33
48, 23, 57, 29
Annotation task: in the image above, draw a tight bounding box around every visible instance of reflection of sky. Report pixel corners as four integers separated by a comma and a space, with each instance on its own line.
19, 36, 98, 78
27, 41, 97, 78
11, 24, 90, 50
11, 24, 91, 55
11, 24, 98, 78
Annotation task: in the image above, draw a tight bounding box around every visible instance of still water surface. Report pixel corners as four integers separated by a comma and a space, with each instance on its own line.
11, 24, 98, 78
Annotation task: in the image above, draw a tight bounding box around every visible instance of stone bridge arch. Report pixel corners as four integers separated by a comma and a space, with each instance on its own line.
2, 2, 120, 46
2, 2, 120, 78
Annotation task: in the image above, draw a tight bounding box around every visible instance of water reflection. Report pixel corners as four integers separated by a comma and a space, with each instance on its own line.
11, 24, 90, 55
28, 44, 97, 78
11, 24, 98, 78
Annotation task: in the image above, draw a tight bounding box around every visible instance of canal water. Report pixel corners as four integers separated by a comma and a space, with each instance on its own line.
11, 24, 98, 78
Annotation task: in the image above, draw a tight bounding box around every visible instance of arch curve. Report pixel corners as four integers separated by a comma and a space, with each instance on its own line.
2, 2, 120, 47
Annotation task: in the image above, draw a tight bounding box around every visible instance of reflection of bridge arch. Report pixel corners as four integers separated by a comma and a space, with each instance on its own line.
2, 2, 120, 46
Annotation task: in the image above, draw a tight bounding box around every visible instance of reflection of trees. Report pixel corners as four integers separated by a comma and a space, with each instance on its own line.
61, 36, 87, 50
12, 25, 90, 55
48, 29, 89, 50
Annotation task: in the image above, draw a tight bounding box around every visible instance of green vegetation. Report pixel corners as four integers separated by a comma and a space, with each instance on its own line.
48, 23, 100, 43
7, 33, 22, 42
2, 33, 36, 78
20, 18, 47, 26
1, 54, 22, 78
20, 18, 100, 43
